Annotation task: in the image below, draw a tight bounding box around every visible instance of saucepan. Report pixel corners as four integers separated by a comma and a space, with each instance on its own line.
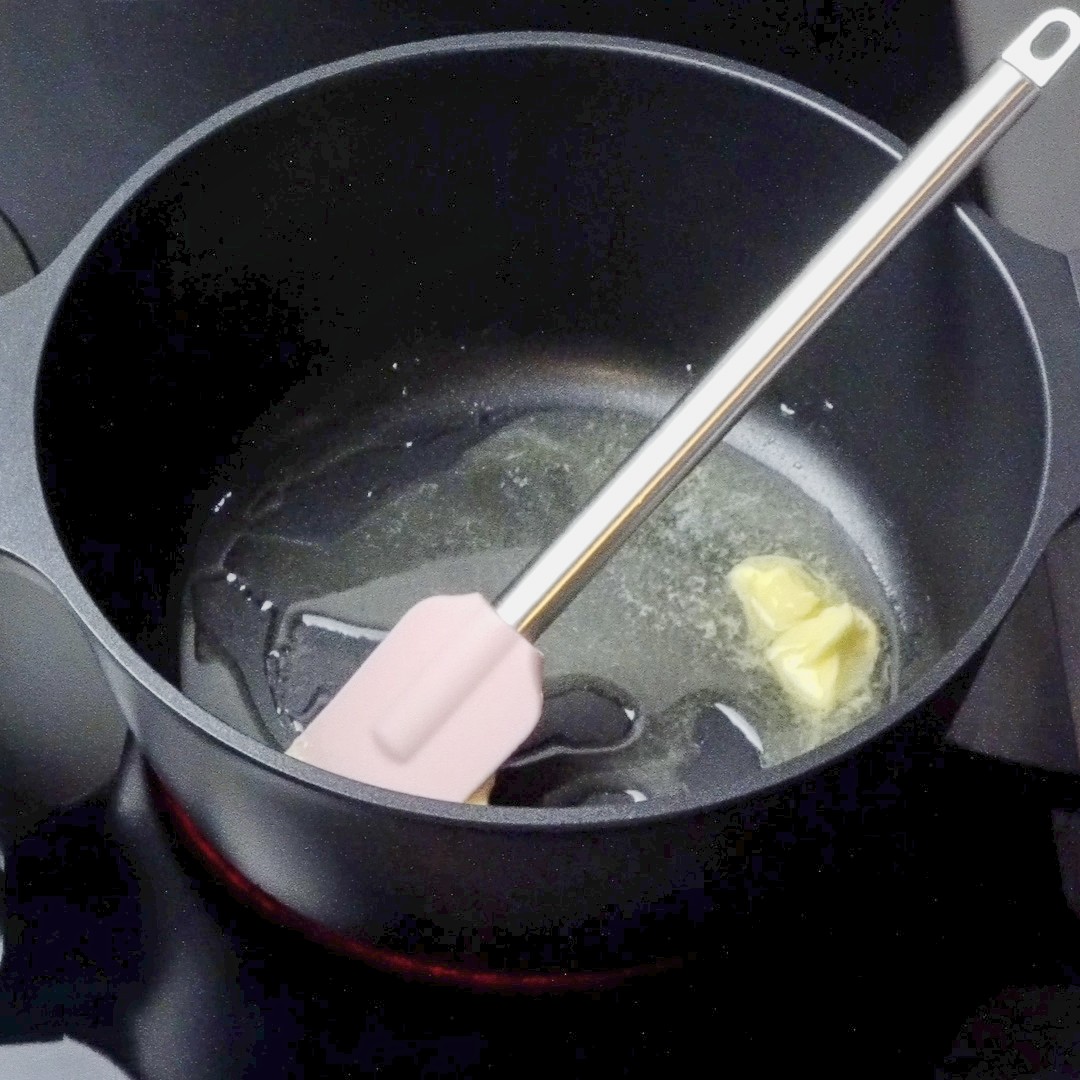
3, 24, 1080, 985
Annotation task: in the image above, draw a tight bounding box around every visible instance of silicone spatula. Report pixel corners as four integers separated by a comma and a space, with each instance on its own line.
287, 8, 1080, 802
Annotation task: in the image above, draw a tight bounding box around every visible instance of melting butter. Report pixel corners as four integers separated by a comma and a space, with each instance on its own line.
728, 555, 881, 716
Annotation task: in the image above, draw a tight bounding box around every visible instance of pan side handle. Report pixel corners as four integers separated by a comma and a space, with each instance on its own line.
0, 268, 69, 578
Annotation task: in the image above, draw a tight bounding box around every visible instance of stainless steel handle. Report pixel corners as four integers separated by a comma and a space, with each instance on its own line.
495, 8, 1080, 641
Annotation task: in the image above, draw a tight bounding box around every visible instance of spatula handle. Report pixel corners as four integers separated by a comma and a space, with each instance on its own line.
494, 7, 1080, 641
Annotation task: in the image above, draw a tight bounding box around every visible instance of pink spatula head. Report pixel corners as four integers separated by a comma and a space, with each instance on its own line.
287, 594, 542, 802
287, 9, 1079, 802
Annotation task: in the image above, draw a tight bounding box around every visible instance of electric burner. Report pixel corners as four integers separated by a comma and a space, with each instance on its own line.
3, 743, 1079, 1078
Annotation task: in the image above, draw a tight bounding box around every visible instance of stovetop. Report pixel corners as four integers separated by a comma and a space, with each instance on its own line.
3, 744, 1080, 1079
4, 4, 1080, 1077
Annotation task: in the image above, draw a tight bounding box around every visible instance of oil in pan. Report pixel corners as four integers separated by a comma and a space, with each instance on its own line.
179, 345, 896, 805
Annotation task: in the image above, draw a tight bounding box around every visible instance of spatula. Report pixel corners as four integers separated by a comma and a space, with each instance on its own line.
287, 8, 1080, 802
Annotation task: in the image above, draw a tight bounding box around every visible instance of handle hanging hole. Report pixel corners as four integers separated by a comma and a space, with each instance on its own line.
1001, 8, 1080, 87
1032, 19, 1072, 59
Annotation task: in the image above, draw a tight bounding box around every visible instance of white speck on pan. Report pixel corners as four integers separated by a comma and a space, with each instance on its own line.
714, 703, 764, 752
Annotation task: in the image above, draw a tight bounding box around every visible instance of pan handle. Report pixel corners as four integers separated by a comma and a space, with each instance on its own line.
1054, 244, 1080, 526
966, 210, 1080, 537
0, 267, 66, 576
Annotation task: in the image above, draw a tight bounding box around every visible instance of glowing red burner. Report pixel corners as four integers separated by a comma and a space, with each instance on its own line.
149, 772, 680, 993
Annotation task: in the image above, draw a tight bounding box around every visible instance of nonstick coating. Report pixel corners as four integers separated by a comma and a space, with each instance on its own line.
13, 35, 1069, 969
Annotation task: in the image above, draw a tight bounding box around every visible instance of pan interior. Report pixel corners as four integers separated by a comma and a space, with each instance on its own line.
34, 42, 1047, 807
176, 342, 905, 805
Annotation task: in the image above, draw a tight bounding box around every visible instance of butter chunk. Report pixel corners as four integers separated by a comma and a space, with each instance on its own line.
764, 602, 880, 714
727, 555, 829, 642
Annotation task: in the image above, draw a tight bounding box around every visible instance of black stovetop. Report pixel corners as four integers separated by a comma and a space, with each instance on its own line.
4, 4, 1080, 1077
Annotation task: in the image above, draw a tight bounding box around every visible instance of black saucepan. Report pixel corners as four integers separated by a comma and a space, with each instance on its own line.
2, 33, 1079, 984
